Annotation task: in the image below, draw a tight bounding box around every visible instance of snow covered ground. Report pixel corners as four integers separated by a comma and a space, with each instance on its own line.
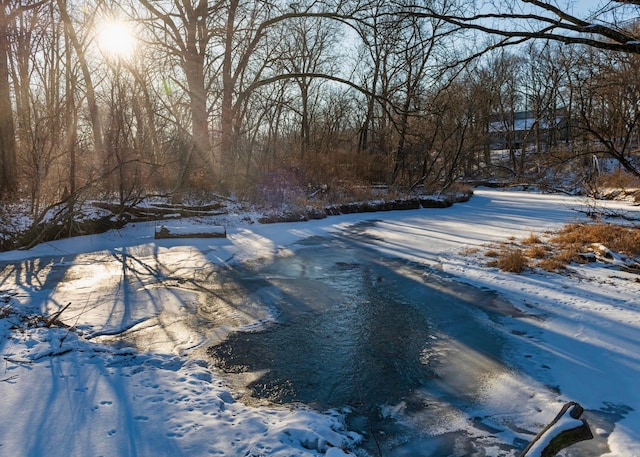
0, 189, 638, 456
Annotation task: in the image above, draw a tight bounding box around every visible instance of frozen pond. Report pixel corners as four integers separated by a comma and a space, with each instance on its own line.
2, 189, 636, 456
207, 222, 529, 455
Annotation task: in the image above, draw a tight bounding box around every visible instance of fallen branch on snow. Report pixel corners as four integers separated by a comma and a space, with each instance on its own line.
45, 302, 72, 328
521, 402, 593, 457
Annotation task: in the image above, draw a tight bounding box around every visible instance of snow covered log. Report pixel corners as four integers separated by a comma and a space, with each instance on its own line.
154, 224, 226, 239
521, 402, 593, 457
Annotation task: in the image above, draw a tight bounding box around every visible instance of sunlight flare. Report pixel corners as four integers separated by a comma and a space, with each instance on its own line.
96, 18, 137, 61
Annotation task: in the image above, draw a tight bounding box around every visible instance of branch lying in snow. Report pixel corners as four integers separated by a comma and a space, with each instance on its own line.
521, 402, 593, 457
45, 302, 71, 328
589, 243, 640, 271
579, 208, 640, 222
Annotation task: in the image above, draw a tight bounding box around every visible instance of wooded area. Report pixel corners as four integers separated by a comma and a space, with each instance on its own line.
1, 0, 640, 215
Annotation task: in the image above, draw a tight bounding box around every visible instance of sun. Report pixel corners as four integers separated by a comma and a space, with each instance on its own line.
96, 19, 137, 61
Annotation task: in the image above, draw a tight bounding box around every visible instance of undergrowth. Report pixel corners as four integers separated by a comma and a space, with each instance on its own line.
483, 223, 640, 273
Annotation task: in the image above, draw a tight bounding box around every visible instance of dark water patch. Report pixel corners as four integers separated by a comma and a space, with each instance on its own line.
208, 276, 437, 410
206, 228, 523, 455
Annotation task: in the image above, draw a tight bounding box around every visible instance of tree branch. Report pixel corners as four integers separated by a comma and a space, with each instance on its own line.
403, 1, 640, 54
521, 402, 593, 457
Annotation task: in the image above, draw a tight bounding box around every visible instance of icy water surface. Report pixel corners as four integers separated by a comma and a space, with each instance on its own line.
207, 224, 526, 455
0, 221, 620, 456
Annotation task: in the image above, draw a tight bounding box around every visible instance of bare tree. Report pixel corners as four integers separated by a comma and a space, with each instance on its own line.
572, 47, 640, 178
354, 0, 394, 155
214, 1, 364, 189
57, 0, 104, 163
410, 1, 640, 54
0, 1, 46, 197
136, 0, 217, 190
390, 12, 451, 185
276, 14, 339, 159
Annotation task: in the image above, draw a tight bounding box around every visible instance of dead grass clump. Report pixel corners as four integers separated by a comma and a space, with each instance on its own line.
486, 222, 640, 273
537, 257, 567, 272
460, 246, 480, 255
493, 248, 529, 273
522, 232, 542, 245
525, 244, 549, 259
555, 247, 583, 264
484, 249, 500, 258
552, 223, 640, 257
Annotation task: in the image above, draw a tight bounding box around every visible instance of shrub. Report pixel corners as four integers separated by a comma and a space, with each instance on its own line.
596, 169, 640, 189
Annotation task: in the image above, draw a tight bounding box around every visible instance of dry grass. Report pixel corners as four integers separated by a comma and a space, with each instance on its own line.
485, 243, 529, 273
492, 248, 529, 273
596, 169, 640, 189
479, 222, 640, 274
537, 247, 587, 272
551, 223, 640, 257
522, 231, 542, 245
525, 244, 549, 259
536, 257, 567, 272
460, 246, 480, 255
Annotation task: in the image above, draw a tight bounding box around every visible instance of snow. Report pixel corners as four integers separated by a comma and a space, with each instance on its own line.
1, 188, 639, 456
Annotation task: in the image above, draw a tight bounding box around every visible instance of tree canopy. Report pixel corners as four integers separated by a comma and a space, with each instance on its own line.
1, 0, 639, 215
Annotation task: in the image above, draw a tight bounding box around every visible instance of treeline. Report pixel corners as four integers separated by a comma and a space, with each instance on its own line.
1, 0, 639, 213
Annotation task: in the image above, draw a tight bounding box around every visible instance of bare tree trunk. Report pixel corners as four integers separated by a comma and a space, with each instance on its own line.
57, 0, 103, 158
300, 80, 310, 159
65, 30, 77, 197
185, 56, 210, 178
184, 0, 211, 184
392, 104, 410, 184
220, 0, 239, 187
0, 8, 17, 196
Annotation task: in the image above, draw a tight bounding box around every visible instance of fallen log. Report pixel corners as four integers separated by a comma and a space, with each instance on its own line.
521, 402, 593, 457
154, 224, 227, 239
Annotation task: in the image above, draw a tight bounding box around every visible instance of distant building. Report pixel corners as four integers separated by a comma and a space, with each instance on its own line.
487, 110, 569, 151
